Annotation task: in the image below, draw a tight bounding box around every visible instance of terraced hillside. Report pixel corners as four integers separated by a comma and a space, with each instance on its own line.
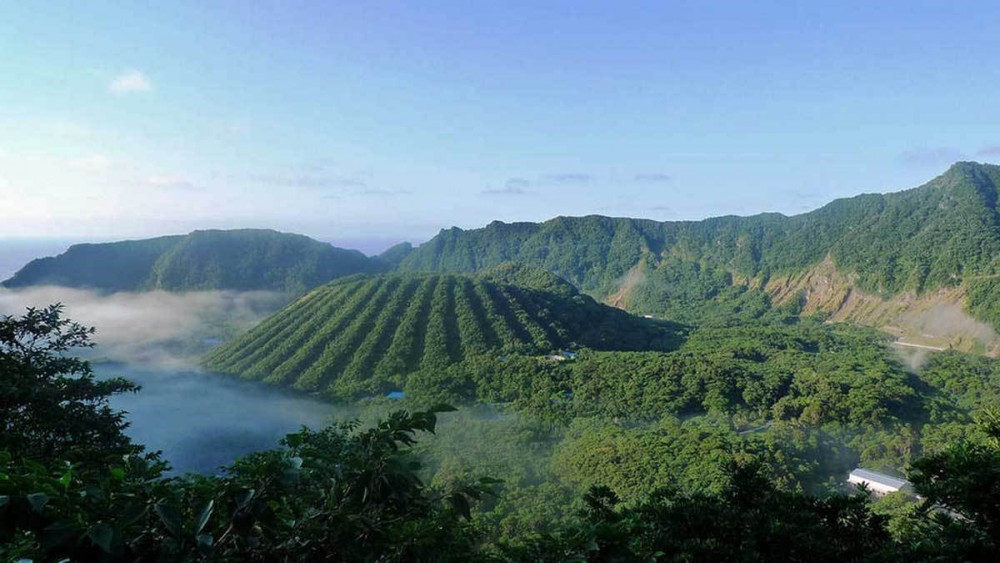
203, 268, 679, 398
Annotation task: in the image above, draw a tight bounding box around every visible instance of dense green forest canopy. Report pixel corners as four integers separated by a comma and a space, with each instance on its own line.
399, 162, 1000, 326
6, 163, 1000, 324
201, 259, 1000, 506
8, 163, 1000, 559
6, 163, 1000, 337
6, 307, 1000, 561
204, 266, 681, 399
2, 229, 381, 293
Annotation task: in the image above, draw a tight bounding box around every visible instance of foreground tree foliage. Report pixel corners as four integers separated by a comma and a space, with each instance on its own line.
0, 410, 490, 561
0, 307, 489, 561
506, 461, 894, 562
0, 304, 140, 464
5, 306, 1000, 561
904, 407, 1000, 560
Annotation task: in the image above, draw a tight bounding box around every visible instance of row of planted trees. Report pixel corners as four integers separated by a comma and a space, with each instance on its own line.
3, 305, 1000, 561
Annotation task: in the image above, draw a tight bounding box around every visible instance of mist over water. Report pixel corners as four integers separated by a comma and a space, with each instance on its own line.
0, 286, 287, 368
0, 283, 343, 474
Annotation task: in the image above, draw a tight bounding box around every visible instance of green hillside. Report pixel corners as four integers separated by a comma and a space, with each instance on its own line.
1, 235, 184, 292
3, 229, 378, 293
203, 268, 679, 398
399, 162, 1000, 327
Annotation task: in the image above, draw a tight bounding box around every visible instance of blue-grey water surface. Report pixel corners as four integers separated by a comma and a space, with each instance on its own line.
96, 364, 345, 474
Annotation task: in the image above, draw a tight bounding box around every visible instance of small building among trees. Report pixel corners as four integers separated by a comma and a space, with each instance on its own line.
848, 468, 910, 495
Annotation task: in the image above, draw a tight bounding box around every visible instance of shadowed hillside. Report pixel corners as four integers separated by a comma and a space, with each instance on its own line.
3, 229, 379, 293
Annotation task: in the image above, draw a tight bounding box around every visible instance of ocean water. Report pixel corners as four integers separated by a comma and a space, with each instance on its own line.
0, 238, 75, 280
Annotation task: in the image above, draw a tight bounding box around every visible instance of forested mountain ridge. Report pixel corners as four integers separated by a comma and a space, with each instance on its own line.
399, 162, 1000, 347
204, 266, 680, 399
5, 163, 1000, 348
2, 229, 381, 293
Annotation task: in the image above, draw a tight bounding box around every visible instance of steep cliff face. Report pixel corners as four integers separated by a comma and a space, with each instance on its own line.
403, 163, 1000, 298
402, 162, 1000, 345
597, 253, 1000, 355
762, 257, 1000, 355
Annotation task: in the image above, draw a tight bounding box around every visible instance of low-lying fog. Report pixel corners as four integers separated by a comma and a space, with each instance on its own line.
0, 286, 288, 368
0, 286, 347, 474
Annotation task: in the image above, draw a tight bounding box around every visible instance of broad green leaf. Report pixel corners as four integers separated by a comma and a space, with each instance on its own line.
197, 533, 214, 555
194, 499, 214, 534
83, 485, 106, 502
39, 520, 78, 552
27, 492, 49, 513
120, 503, 147, 527
449, 493, 471, 520
235, 488, 255, 509
154, 503, 183, 537
58, 464, 73, 489
87, 522, 115, 553
280, 467, 300, 487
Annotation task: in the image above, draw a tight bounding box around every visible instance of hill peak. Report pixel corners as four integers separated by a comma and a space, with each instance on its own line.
934, 161, 1000, 188
3, 229, 379, 293
943, 160, 1000, 173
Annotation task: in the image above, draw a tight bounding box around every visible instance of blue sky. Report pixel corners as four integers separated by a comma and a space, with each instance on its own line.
2, 1, 999, 252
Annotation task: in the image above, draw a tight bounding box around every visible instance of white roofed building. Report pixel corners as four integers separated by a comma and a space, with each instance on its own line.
847, 468, 911, 496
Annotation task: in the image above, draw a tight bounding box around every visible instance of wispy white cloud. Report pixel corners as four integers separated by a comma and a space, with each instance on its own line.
108, 70, 153, 94
541, 173, 592, 184
634, 173, 672, 183
243, 172, 367, 189
479, 185, 529, 196
69, 154, 113, 172
480, 177, 532, 195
